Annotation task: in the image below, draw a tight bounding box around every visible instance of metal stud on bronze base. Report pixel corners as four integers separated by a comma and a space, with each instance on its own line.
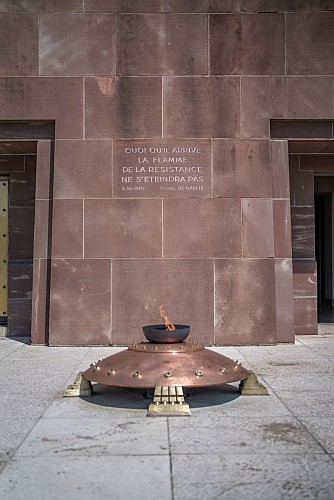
81, 341, 252, 389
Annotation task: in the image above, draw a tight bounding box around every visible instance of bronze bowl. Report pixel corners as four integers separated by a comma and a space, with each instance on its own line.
142, 324, 190, 343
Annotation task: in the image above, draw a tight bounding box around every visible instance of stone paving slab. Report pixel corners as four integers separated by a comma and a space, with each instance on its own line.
0, 359, 88, 375
15, 416, 169, 458
206, 346, 248, 361
0, 394, 57, 420
183, 386, 291, 416
168, 415, 324, 455
0, 417, 37, 463
1, 371, 74, 392
172, 453, 334, 500
0, 455, 172, 500
298, 348, 334, 362
0, 339, 29, 362
292, 336, 334, 357
276, 390, 334, 418
44, 390, 150, 418
259, 373, 334, 392
297, 417, 334, 454
238, 346, 332, 364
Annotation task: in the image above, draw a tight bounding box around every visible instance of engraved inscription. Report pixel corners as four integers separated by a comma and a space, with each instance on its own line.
113, 140, 211, 198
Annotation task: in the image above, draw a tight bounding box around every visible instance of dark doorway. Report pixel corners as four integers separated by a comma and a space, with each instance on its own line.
315, 185, 334, 322
0, 143, 37, 337
0, 122, 55, 344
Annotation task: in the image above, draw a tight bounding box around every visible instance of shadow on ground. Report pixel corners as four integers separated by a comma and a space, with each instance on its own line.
80, 383, 241, 410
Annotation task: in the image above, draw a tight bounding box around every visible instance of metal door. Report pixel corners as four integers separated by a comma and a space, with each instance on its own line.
0, 177, 8, 323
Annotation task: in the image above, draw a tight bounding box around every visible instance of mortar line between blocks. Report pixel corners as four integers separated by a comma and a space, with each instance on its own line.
110, 259, 112, 344
284, 13, 287, 76
210, 138, 214, 197
82, 199, 85, 258
213, 260, 216, 344
83, 77, 85, 139
167, 418, 175, 500
111, 140, 114, 197
113, 12, 116, 76
239, 75, 242, 137
293, 414, 334, 458
162, 77, 164, 139
162, 199, 164, 258
37, 13, 41, 77
207, 13, 210, 76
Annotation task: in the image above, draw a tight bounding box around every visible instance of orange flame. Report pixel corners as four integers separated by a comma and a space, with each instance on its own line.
159, 305, 176, 331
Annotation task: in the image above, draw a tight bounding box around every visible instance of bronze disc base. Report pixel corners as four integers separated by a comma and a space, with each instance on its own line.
82, 341, 251, 388
64, 341, 268, 415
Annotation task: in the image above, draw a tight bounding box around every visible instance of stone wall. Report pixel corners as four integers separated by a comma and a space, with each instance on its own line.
0, 0, 333, 344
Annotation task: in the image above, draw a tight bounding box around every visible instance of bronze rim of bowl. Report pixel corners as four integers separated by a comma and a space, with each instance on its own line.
142, 324, 190, 343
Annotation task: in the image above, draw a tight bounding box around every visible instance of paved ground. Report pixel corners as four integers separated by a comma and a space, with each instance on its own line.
0, 335, 333, 499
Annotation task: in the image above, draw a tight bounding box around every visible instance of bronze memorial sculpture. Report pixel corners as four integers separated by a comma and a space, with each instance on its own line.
64, 307, 268, 416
